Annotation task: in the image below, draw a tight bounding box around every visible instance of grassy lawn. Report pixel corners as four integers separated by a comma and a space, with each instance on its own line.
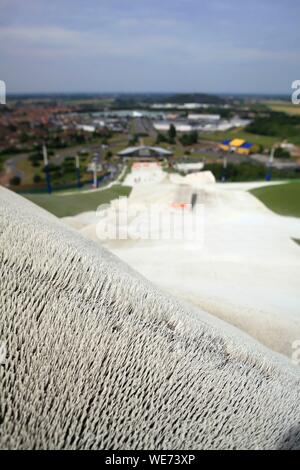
16, 157, 44, 184
264, 101, 300, 116
251, 181, 300, 218
191, 152, 220, 160
24, 184, 132, 218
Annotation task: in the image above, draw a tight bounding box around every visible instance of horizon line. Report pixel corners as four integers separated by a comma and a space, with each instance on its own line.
6, 91, 291, 97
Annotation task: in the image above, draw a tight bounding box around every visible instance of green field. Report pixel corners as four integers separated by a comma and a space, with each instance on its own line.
251, 181, 300, 218
264, 101, 300, 116
24, 184, 132, 218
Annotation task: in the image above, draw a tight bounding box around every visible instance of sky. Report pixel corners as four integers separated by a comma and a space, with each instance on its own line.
0, 0, 299, 94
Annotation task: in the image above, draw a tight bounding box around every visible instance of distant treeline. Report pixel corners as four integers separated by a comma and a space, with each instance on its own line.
7, 92, 226, 111
205, 161, 300, 182
246, 112, 300, 143
114, 92, 225, 108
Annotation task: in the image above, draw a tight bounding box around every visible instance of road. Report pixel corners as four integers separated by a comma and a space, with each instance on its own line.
250, 153, 300, 169
133, 117, 157, 139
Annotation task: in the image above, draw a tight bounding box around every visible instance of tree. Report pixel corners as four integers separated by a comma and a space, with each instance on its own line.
190, 130, 198, 144
128, 134, 139, 146
156, 133, 167, 145
10, 176, 21, 186
29, 151, 44, 168
75, 134, 86, 144
33, 174, 42, 184
274, 147, 290, 159
168, 124, 177, 143
179, 131, 198, 146
258, 144, 264, 153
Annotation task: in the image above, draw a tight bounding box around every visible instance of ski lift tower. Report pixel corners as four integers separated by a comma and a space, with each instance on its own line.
75, 154, 81, 189
43, 143, 52, 194
92, 154, 99, 188
222, 155, 227, 182
266, 145, 276, 181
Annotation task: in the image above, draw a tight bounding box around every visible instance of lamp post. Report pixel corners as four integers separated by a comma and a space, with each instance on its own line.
93, 159, 98, 188
221, 155, 227, 182
43, 143, 52, 194
266, 145, 276, 181
75, 154, 81, 189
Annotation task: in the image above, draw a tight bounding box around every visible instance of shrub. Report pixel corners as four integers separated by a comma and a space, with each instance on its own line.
33, 174, 42, 184
274, 147, 290, 159
10, 176, 21, 186
179, 131, 198, 146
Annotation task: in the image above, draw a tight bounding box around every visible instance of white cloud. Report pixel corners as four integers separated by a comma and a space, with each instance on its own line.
1, 5, 299, 94
2, 24, 298, 65
0, 25, 184, 59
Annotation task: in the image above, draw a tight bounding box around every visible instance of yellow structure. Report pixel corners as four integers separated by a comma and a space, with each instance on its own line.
229, 139, 245, 147
219, 139, 257, 155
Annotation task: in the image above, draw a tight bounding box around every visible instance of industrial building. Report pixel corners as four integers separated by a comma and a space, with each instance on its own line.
188, 113, 221, 121
154, 116, 251, 133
